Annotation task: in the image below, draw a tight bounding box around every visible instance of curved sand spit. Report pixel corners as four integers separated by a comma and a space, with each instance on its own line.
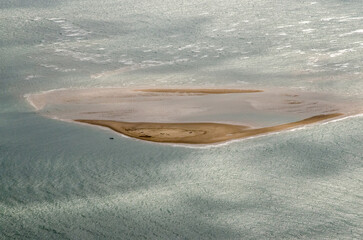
76, 113, 342, 144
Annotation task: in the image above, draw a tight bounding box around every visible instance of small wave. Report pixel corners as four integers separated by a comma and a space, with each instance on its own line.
276, 25, 294, 29
223, 28, 236, 33
329, 48, 355, 57
276, 45, 291, 50
25, 75, 36, 80
339, 29, 363, 37
302, 29, 315, 33
338, 17, 363, 22
299, 21, 311, 24
178, 44, 194, 50
321, 17, 335, 22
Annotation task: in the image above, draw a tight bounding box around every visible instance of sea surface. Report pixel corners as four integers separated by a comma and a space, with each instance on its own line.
1, 0, 363, 239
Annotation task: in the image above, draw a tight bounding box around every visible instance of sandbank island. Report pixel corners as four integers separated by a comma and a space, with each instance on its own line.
26, 87, 355, 145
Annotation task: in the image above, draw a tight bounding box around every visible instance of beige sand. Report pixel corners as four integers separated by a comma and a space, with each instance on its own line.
135, 88, 263, 94
76, 113, 343, 144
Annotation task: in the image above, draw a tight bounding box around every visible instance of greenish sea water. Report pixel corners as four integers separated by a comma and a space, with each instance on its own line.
1, 0, 362, 239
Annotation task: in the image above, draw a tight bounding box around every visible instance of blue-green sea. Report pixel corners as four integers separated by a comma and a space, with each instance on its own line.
1, 0, 362, 239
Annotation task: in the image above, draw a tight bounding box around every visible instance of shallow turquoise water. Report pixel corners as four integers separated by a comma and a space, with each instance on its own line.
1, 0, 362, 239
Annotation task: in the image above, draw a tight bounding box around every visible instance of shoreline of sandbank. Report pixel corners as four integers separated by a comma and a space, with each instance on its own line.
75, 113, 343, 144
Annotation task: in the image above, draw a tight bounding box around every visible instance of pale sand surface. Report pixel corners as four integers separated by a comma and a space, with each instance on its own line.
76, 113, 343, 144
25, 87, 359, 145
135, 88, 263, 94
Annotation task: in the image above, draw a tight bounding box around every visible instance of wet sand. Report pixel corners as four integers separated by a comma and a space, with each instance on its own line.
76, 113, 343, 144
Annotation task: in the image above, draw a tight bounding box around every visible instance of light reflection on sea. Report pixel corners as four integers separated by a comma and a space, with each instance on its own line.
0, 0, 362, 239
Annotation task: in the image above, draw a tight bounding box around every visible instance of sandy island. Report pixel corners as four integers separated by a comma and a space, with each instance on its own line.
26, 87, 355, 145
76, 113, 342, 144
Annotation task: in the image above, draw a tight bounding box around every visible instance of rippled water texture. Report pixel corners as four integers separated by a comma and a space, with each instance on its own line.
1, 0, 362, 239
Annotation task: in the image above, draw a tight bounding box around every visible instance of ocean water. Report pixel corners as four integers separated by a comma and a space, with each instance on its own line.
1, 0, 363, 239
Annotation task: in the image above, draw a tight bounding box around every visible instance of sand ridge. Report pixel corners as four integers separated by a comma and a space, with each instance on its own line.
76, 113, 343, 144
135, 88, 263, 94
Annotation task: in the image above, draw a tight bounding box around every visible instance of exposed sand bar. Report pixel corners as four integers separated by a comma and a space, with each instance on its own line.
26, 87, 361, 145
135, 88, 263, 94
76, 113, 342, 144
